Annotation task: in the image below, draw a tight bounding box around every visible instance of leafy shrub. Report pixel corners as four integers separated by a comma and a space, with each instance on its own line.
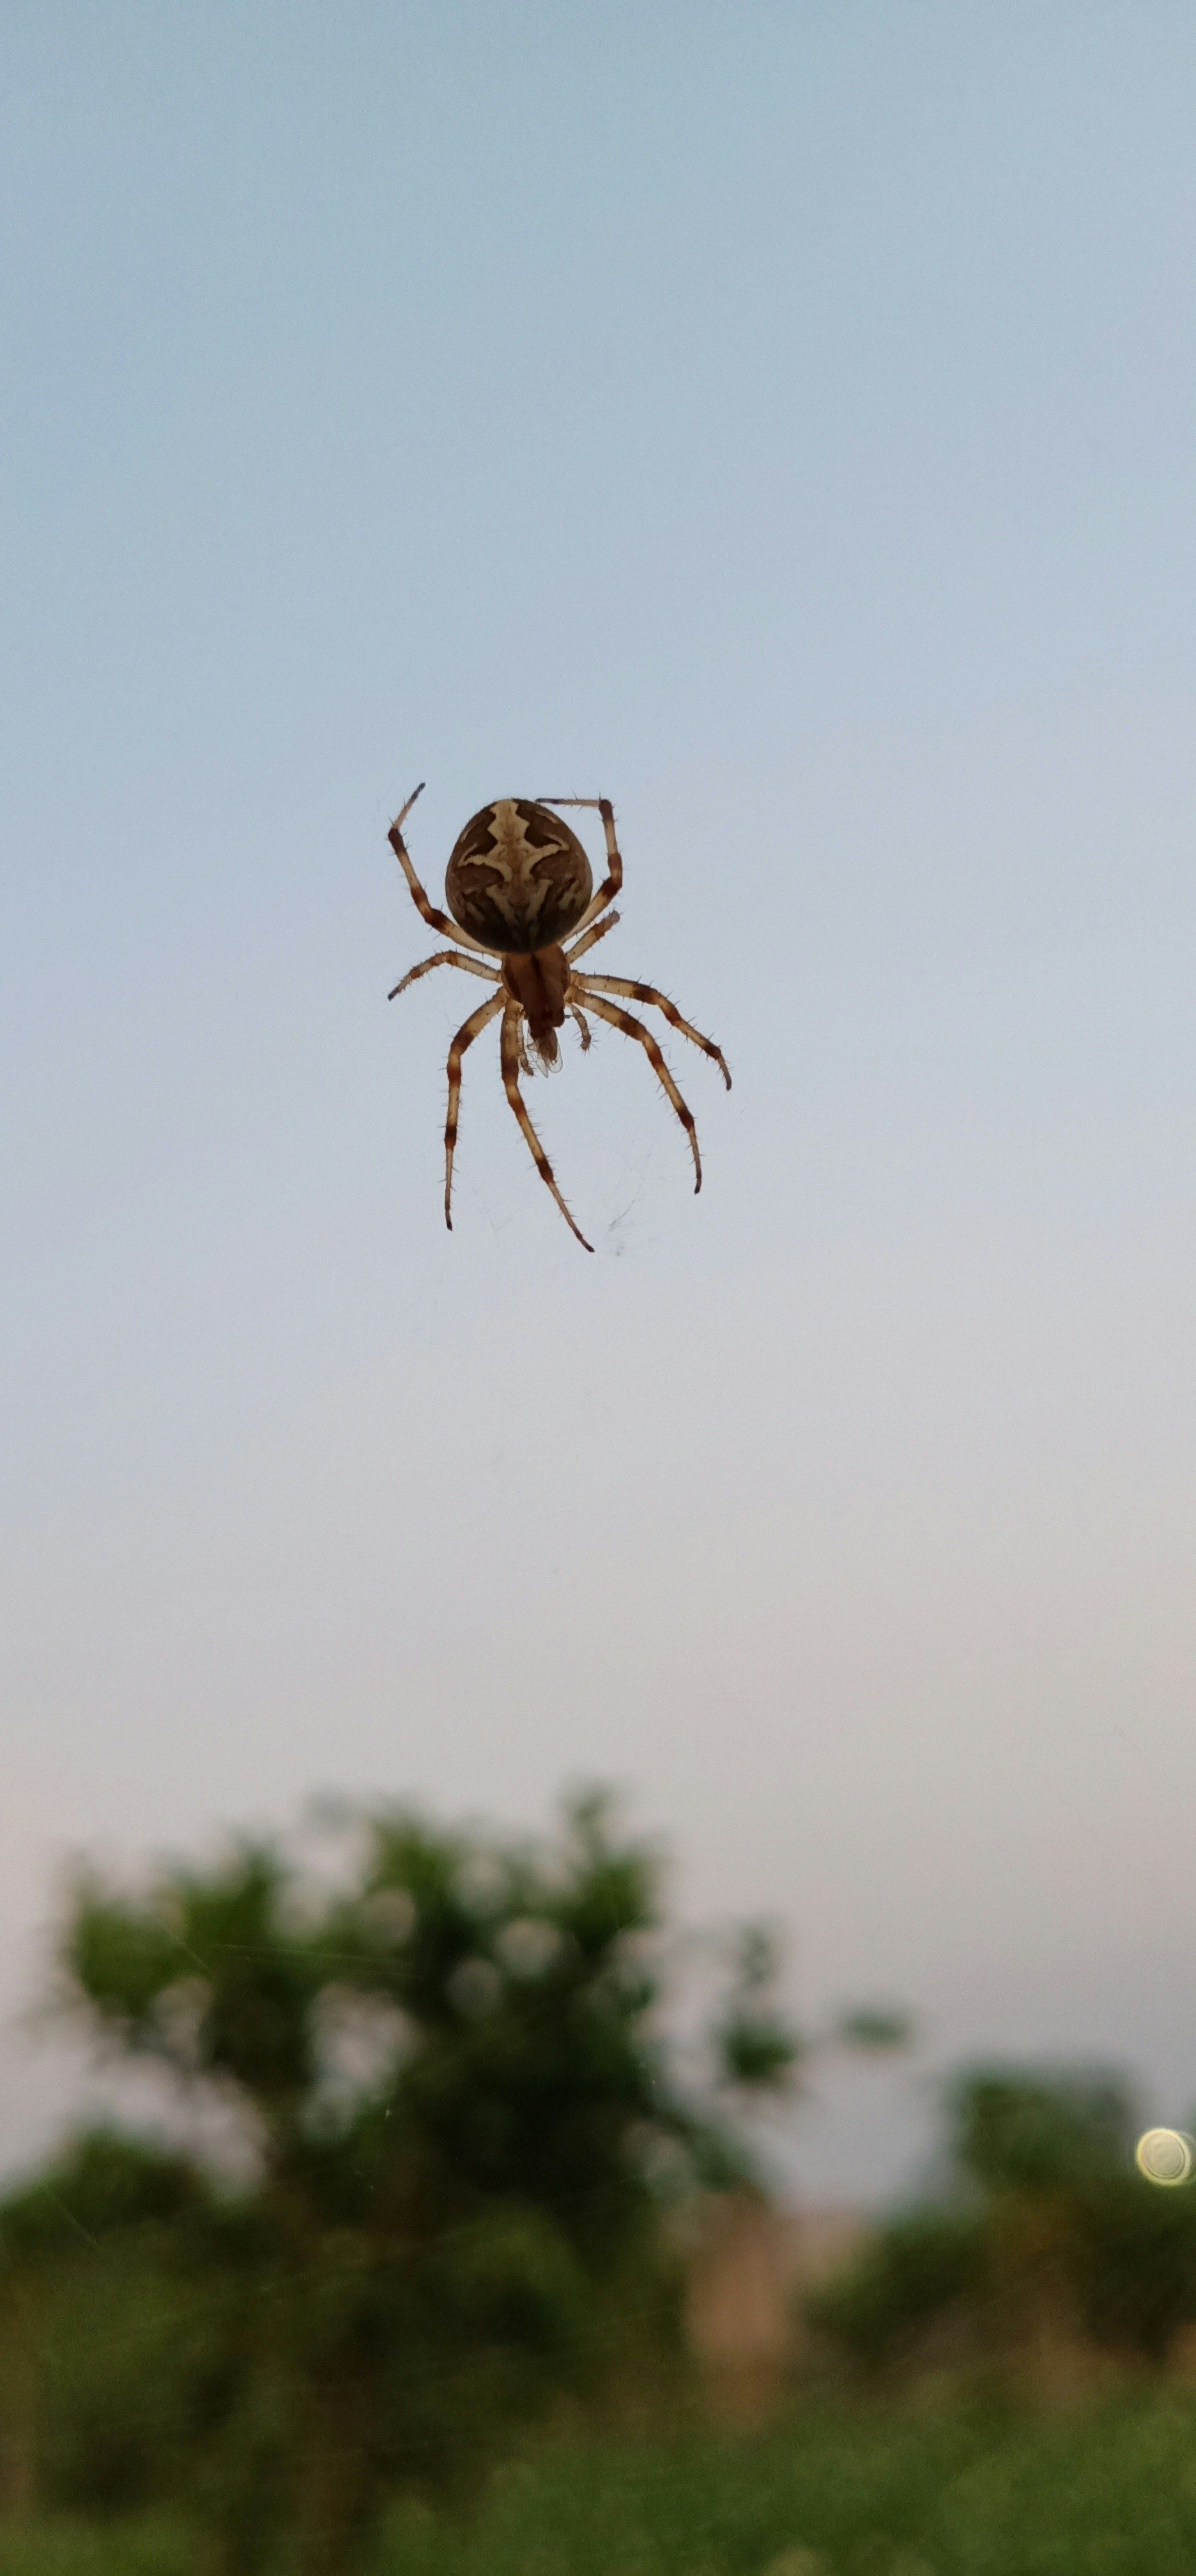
1, 1793, 808, 2573
805, 2211, 987, 2370
1070, 2177, 1196, 2359
809, 2064, 1196, 2380
950, 2067, 1136, 2193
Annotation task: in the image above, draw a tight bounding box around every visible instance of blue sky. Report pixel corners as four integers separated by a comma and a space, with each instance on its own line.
3, 3, 1195, 2196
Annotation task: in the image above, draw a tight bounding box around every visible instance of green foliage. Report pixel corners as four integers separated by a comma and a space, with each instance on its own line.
0, 2517, 196, 2576
0, 2129, 207, 2253
62, 1846, 342, 2145
804, 2211, 988, 2370
4, 1792, 806, 2572
809, 2062, 1196, 2380
1070, 2177, 1196, 2360
369, 2395, 1196, 2575
714, 1930, 805, 2095
951, 2067, 1136, 2194
832, 2007, 912, 2053
32, 2257, 201, 2515
12, 2398, 1196, 2575
0, 2166, 224, 2536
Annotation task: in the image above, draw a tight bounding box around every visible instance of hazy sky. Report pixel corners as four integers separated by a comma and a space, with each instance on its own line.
3, 3, 1195, 2199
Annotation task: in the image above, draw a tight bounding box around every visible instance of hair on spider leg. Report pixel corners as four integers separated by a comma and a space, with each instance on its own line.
390, 779, 425, 830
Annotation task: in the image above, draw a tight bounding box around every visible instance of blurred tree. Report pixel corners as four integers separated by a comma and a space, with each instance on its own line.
4, 1791, 820, 2574
713, 1928, 806, 2095
804, 2208, 987, 2373
950, 2068, 1135, 2195
832, 2007, 914, 2054
808, 2062, 1196, 2380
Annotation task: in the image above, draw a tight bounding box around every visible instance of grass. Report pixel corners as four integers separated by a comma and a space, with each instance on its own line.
0, 2517, 195, 2576
4, 2395, 1196, 2574
372, 2392, 1196, 2576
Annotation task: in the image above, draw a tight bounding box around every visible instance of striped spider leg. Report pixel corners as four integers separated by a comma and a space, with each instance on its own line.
565, 991, 706, 1190
443, 993, 505, 1227
560, 915, 731, 1199
536, 796, 623, 940
388, 783, 496, 959
569, 972, 731, 1095
500, 1002, 592, 1252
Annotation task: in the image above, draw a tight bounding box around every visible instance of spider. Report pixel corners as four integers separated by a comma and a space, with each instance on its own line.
387, 785, 730, 1252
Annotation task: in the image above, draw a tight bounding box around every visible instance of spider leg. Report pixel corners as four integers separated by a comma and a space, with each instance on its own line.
564, 908, 621, 966
578, 992, 703, 1192
388, 788, 496, 959
388, 949, 501, 1001
394, 781, 425, 830
569, 1004, 592, 1051
536, 797, 622, 940
444, 993, 505, 1230
571, 972, 731, 1089
500, 1004, 593, 1252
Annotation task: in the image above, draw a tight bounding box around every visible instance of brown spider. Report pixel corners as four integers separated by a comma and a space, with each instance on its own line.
387, 785, 730, 1252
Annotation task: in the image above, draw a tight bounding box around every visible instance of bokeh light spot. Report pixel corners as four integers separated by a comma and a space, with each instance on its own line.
1135, 2128, 1195, 2186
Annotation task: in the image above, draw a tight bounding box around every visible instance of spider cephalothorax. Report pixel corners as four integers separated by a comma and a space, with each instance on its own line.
387, 784, 730, 1252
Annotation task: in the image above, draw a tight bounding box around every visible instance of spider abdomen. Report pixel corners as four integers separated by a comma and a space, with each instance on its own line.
445, 798, 592, 953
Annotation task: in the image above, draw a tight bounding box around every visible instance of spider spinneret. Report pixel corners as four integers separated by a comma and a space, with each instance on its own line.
387, 783, 730, 1253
